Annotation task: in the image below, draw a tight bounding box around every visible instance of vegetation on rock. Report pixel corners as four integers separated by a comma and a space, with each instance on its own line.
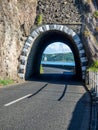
36, 14, 43, 25
93, 10, 98, 19
83, 30, 91, 37
95, 27, 98, 32
88, 61, 98, 71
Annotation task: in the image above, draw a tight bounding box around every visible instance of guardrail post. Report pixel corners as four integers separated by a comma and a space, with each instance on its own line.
86, 71, 98, 98
96, 72, 98, 97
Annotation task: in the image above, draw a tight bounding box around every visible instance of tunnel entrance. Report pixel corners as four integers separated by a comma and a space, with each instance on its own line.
40, 42, 75, 75
18, 24, 88, 81
26, 30, 82, 80
40, 42, 76, 81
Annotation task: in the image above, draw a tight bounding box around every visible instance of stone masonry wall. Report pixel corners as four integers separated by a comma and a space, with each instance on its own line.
36, 0, 82, 34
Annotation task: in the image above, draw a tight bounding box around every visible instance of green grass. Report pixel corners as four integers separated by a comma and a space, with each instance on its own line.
0, 79, 14, 86
88, 61, 98, 72
40, 65, 44, 74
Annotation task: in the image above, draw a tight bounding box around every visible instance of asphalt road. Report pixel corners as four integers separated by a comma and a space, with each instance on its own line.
0, 80, 91, 130
42, 66, 74, 74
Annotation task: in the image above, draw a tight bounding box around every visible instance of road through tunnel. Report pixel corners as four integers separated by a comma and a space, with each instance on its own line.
18, 25, 88, 81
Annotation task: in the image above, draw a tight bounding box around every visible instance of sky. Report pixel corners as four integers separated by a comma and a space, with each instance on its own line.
44, 42, 72, 54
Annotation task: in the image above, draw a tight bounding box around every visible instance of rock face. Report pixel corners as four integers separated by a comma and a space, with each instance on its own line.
81, 0, 98, 63
0, 0, 37, 80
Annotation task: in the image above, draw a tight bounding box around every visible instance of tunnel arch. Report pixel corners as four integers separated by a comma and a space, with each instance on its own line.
18, 24, 88, 80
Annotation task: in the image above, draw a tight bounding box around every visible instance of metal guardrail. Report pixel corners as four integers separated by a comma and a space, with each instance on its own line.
86, 71, 98, 97
86, 71, 98, 130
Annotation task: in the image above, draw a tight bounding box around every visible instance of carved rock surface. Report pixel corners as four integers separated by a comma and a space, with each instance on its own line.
81, 0, 98, 63
0, 0, 37, 80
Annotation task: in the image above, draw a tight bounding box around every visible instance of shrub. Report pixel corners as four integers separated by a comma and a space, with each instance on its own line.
93, 11, 98, 19
88, 61, 98, 71
95, 27, 98, 32
83, 30, 90, 37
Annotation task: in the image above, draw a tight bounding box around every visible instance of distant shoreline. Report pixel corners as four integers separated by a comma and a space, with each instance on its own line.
41, 61, 75, 66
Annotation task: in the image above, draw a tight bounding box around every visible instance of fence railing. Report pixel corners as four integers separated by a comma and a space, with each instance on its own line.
86, 71, 98, 97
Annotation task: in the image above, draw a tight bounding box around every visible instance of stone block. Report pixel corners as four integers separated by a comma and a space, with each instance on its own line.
21, 51, 28, 56
25, 42, 31, 47
18, 73, 24, 79
55, 25, 61, 30
77, 44, 83, 49
82, 66, 87, 71
81, 61, 88, 66
52, 24, 57, 30
20, 55, 27, 60
79, 49, 85, 54
81, 57, 88, 62
59, 25, 64, 31
20, 59, 26, 65
26, 36, 33, 44
45, 25, 50, 31
63, 26, 69, 34
73, 35, 81, 43
31, 31, 39, 38
18, 68, 24, 73
19, 64, 25, 69
42, 25, 47, 31
38, 27, 44, 33
79, 53, 86, 57
23, 48, 28, 53
24, 44, 30, 50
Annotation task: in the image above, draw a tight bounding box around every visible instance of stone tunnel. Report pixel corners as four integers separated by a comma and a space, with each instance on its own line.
18, 24, 88, 80
1, 0, 98, 80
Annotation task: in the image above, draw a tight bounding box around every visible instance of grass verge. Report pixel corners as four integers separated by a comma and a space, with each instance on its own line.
40, 65, 44, 74
0, 79, 14, 86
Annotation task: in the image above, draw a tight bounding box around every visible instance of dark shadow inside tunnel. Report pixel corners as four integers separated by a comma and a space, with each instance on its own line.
25, 30, 82, 81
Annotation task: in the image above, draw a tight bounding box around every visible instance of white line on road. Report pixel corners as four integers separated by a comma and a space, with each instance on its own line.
4, 94, 32, 107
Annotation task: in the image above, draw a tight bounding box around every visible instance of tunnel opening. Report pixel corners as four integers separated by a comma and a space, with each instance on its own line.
40, 42, 76, 76
25, 30, 82, 81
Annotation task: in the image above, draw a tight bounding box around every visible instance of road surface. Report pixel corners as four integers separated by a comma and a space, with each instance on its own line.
0, 80, 91, 130
42, 66, 74, 74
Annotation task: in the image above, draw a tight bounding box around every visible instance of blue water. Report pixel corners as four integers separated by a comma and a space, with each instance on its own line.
41, 61, 75, 66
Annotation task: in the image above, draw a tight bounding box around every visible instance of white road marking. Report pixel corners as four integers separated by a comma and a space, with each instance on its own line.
4, 94, 32, 107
